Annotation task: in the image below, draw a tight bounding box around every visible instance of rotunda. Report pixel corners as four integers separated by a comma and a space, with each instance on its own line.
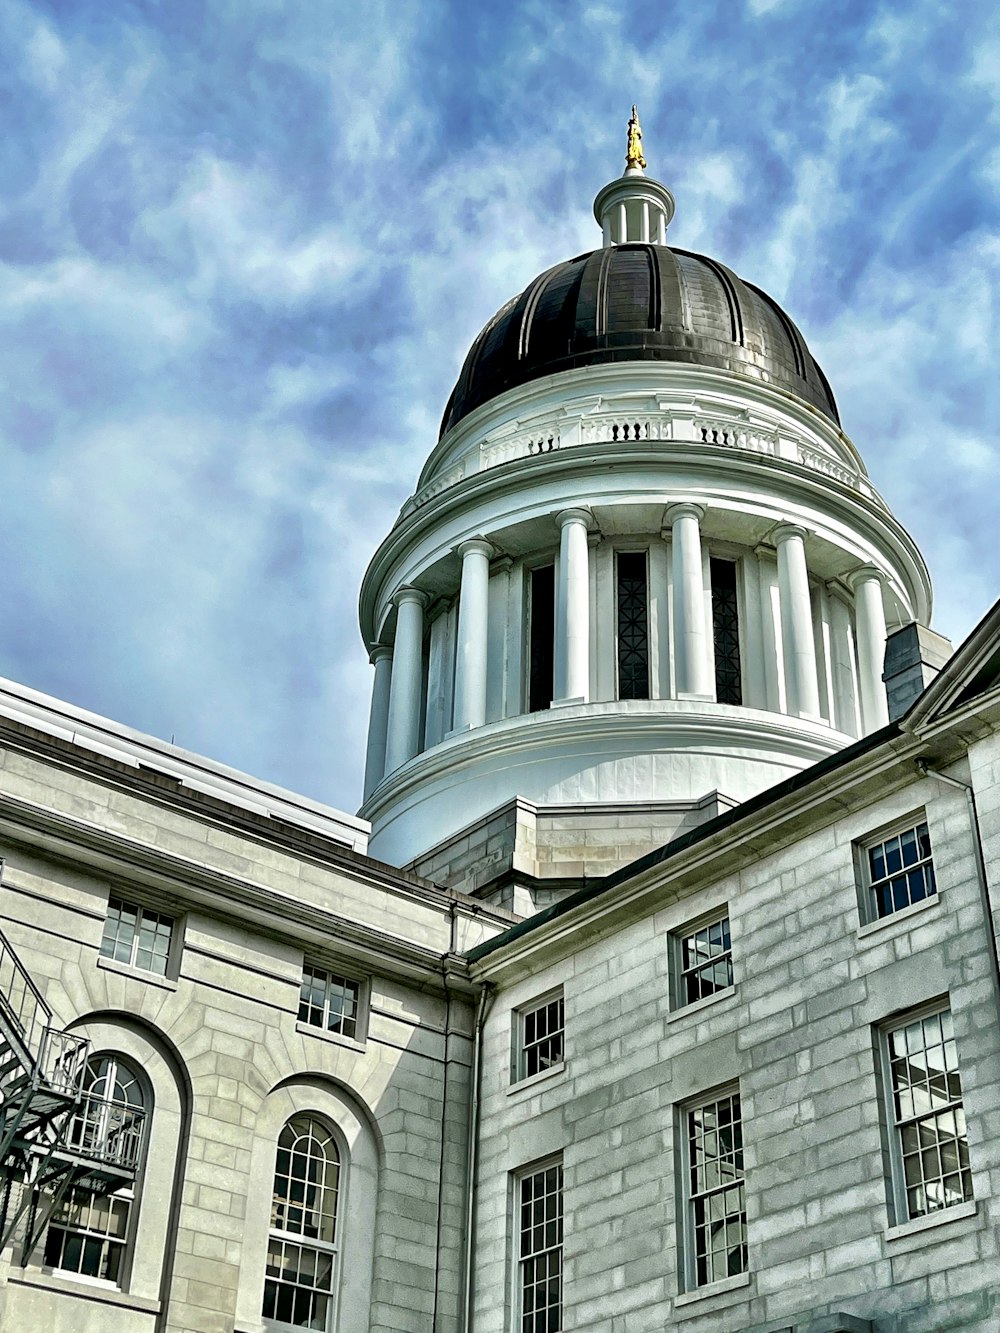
358, 117, 932, 899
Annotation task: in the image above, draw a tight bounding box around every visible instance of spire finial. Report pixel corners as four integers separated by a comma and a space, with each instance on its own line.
625, 105, 646, 172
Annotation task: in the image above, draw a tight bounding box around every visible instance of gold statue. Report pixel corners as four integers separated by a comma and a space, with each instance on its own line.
626, 105, 646, 171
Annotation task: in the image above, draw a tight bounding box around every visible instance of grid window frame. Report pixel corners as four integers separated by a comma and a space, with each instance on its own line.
297, 963, 365, 1044
262, 1113, 342, 1332
880, 1002, 973, 1225
860, 814, 937, 923
514, 1156, 563, 1333
99, 895, 176, 978
512, 990, 565, 1085
673, 911, 735, 1009
615, 547, 651, 701
680, 1085, 748, 1291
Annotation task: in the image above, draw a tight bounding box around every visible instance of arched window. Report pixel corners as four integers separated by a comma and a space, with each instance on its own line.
43, 1054, 147, 1284
263, 1114, 341, 1330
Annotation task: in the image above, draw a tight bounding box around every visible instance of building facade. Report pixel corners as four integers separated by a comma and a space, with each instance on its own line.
0, 122, 998, 1333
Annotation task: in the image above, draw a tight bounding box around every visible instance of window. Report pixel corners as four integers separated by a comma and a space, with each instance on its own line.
100, 897, 174, 976
882, 1005, 972, 1221
298, 965, 362, 1041
683, 1088, 747, 1288
517, 1159, 563, 1333
513, 991, 564, 1083
44, 1055, 147, 1284
710, 558, 742, 705
616, 551, 650, 699
864, 818, 936, 920
675, 914, 733, 1007
528, 565, 555, 712
263, 1115, 341, 1330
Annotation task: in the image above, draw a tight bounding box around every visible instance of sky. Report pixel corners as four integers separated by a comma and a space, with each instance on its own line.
0, 0, 998, 815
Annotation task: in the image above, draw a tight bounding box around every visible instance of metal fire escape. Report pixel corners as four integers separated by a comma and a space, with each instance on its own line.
0, 926, 145, 1261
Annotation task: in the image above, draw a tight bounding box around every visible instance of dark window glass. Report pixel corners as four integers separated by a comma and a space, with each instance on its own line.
529, 566, 555, 713
617, 551, 649, 700
868, 821, 936, 919
711, 559, 742, 705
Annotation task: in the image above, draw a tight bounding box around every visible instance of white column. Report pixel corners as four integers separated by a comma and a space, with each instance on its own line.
657, 211, 667, 245
851, 565, 890, 731
774, 524, 821, 718
640, 199, 650, 242
666, 503, 712, 697
555, 509, 591, 702
453, 538, 493, 730
384, 587, 428, 773
362, 646, 393, 800
618, 201, 627, 243
602, 215, 612, 248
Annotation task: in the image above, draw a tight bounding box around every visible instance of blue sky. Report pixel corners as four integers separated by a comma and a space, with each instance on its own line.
1, 0, 998, 813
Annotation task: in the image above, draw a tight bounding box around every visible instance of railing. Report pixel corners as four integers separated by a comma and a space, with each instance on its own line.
0, 926, 51, 1065
63, 1093, 146, 1171
580, 415, 669, 444
38, 1029, 89, 1096
700, 420, 778, 455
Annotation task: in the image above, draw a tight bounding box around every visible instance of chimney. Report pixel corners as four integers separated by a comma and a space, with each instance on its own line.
883, 622, 953, 721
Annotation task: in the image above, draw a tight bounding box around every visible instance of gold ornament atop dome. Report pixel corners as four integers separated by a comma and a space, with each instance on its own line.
625, 105, 646, 171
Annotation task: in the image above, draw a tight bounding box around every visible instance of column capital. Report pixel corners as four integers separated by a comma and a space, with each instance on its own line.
369, 645, 393, 666
555, 507, 592, 531
456, 537, 494, 561
392, 585, 429, 611
772, 522, 809, 546
664, 501, 705, 525
846, 563, 884, 592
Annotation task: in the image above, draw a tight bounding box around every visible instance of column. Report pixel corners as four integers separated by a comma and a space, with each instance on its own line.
453, 538, 493, 730
774, 524, 821, 718
555, 509, 591, 702
384, 587, 428, 774
618, 201, 627, 244
602, 215, 612, 248
850, 565, 890, 731
666, 503, 712, 697
362, 647, 393, 800
640, 199, 650, 242
657, 211, 667, 245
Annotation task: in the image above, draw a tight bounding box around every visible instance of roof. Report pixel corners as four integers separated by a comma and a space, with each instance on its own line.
440, 243, 839, 437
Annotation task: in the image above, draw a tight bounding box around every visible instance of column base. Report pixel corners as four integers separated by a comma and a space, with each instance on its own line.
550, 696, 587, 708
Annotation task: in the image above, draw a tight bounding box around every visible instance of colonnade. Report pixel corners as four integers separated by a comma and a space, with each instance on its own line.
363, 506, 892, 796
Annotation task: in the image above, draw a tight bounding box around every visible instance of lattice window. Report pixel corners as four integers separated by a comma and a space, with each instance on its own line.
865, 820, 936, 920
616, 551, 650, 700
685, 1089, 747, 1288
100, 897, 174, 976
515, 993, 564, 1083
298, 965, 361, 1041
263, 1115, 341, 1330
529, 565, 555, 713
678, 916, 733, 1005
44, 1055, 146, 1285
884, 1007, 972, 1220
518, 1160, 563, 1332
710, 558, 742, 705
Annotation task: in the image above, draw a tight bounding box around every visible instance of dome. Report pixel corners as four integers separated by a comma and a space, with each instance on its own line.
440, 243, 839, 437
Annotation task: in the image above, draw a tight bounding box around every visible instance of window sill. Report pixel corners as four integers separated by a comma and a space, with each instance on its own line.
97, 955, 178, 991
857, 892, 939, 941
883, 1200, 978, 1251
295, 1020, 366, 1054
667, 986, 737, 1024
508, 1061, 566, 1096
674, 1270, 751, 1309
10, 1269, 160, 1313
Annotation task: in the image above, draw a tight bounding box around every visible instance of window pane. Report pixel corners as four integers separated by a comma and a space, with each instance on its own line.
688, 1091, 746, 1287
519, 1162, 562, 1333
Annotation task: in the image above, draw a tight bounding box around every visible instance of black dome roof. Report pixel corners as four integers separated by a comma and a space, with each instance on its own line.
440, 243, 838, 437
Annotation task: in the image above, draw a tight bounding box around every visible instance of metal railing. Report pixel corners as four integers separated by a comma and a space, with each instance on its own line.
38, 1029, 89, 1096
63, 1093, 146, 1171
0, 926, 51, 1064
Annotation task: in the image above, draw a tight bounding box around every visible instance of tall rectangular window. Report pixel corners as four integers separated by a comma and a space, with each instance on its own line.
864, 819, 936, 920
883, 1006, 972, 1221
677, 915, 733, 1006
616, 551, 650, 699
513, 992, 564, 1083
710, 558, 742, 705
517, 1159, 563, 1333
529, 565, 555, 713
684, 1089, 747, 1288
100, 897, 174, 976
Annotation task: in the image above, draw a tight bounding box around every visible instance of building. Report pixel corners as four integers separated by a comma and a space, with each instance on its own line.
0, 115, 998, 1333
